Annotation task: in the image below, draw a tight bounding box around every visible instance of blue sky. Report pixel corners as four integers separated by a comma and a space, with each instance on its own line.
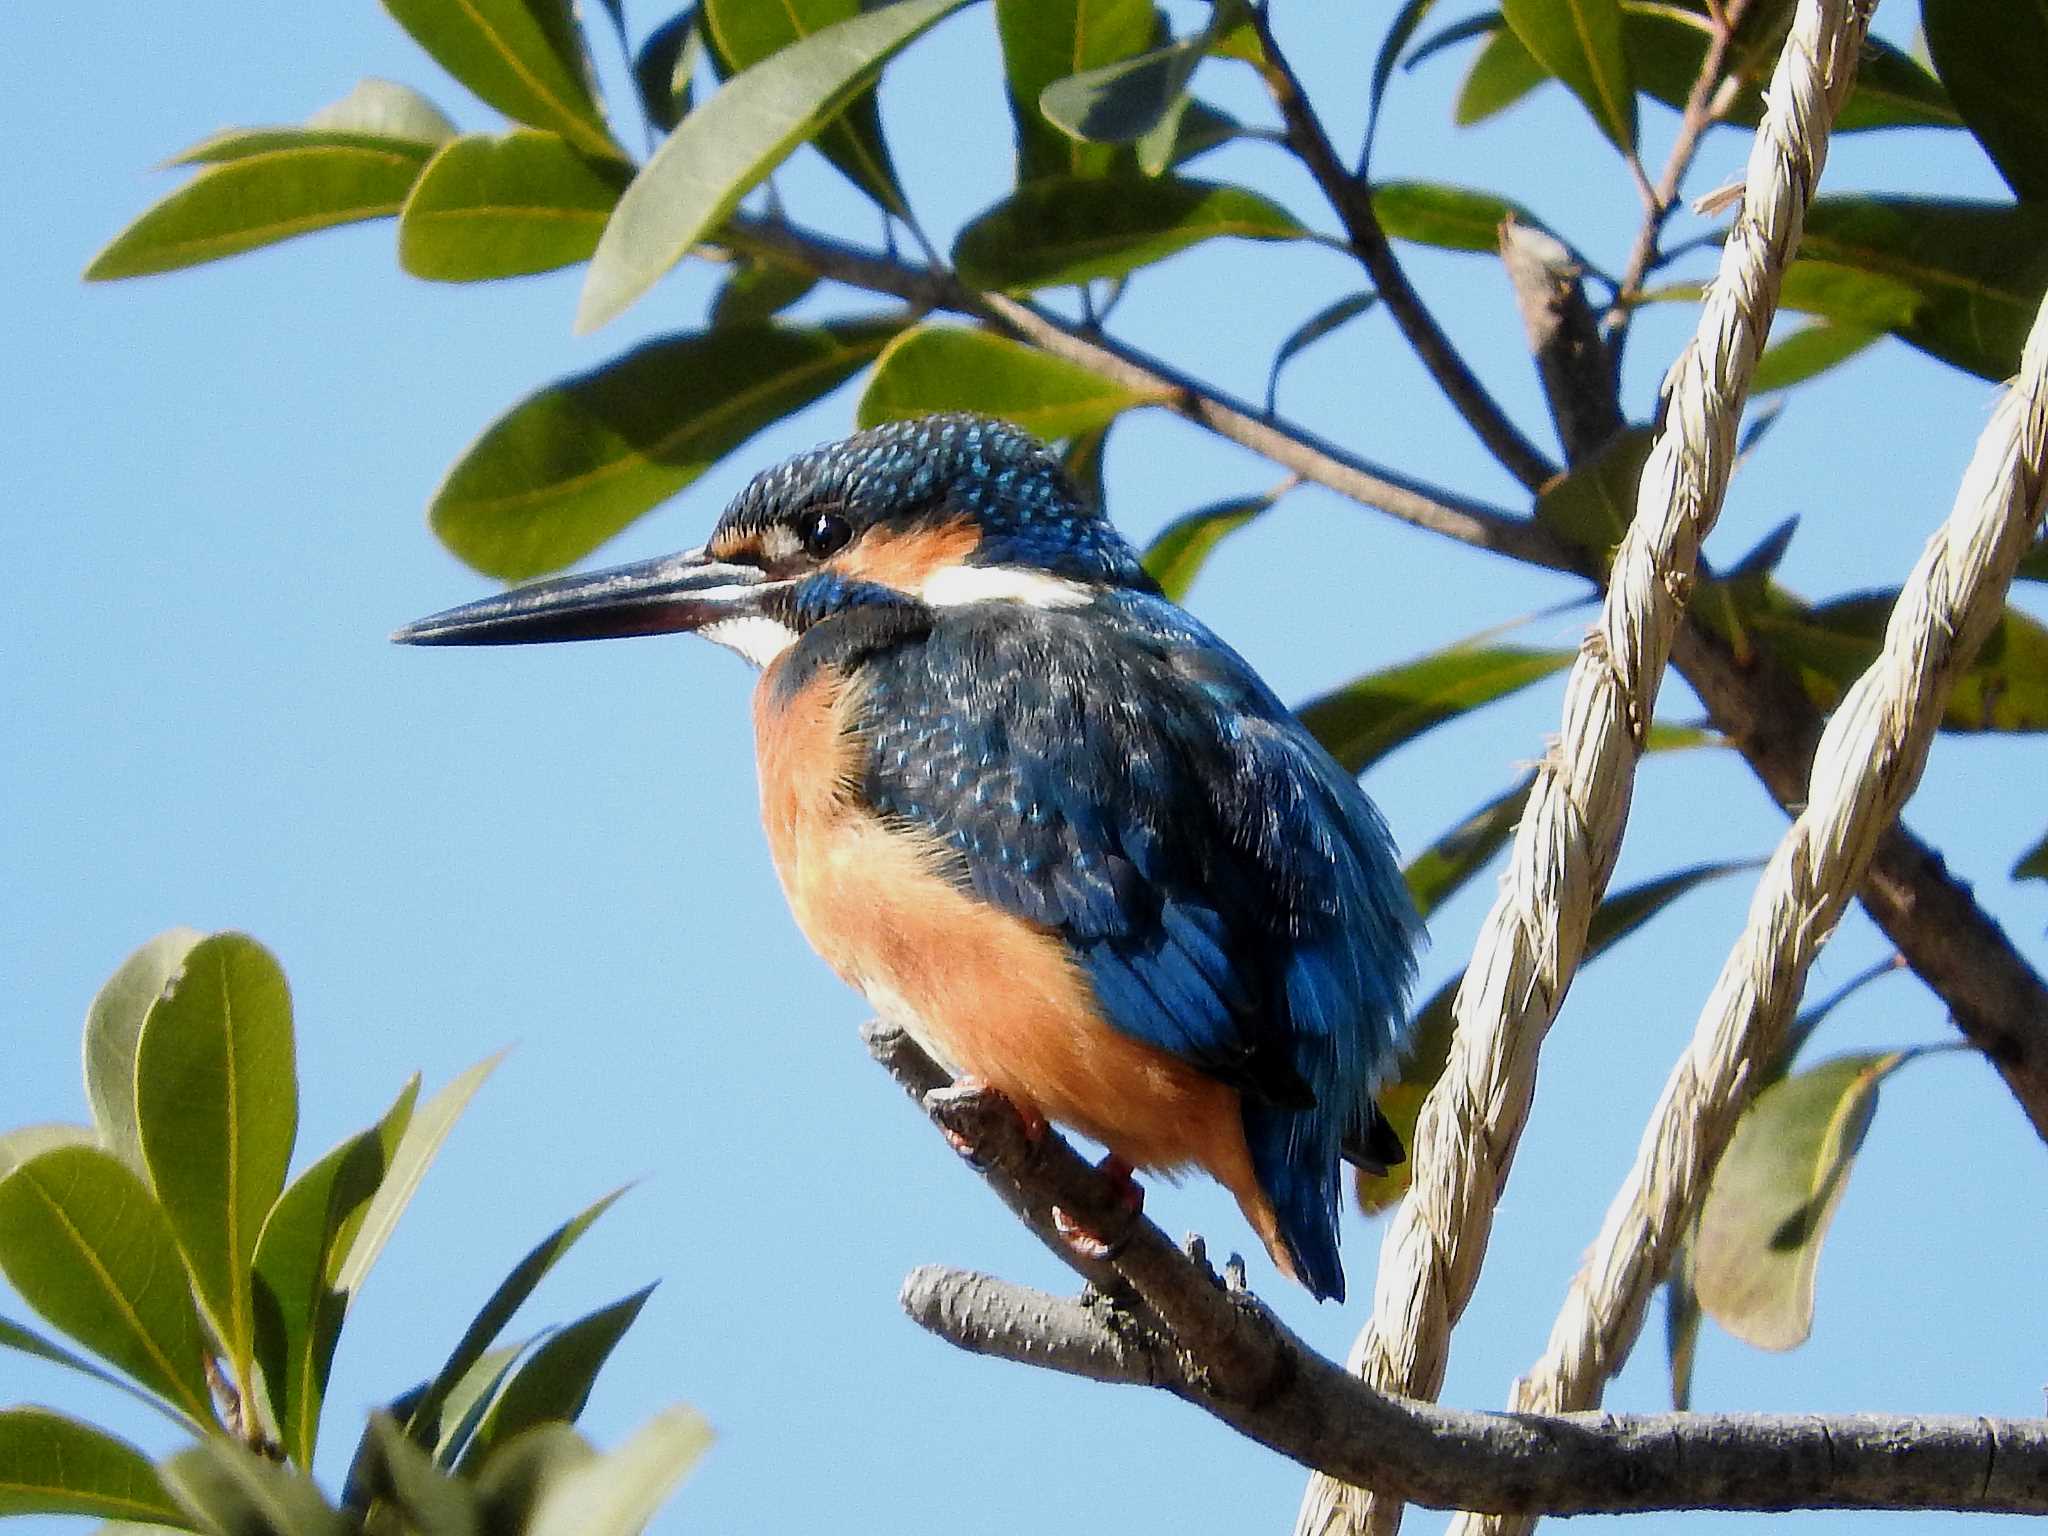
4, 4, 2044, 1533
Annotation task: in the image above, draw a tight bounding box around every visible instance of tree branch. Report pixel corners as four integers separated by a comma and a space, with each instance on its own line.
869, 1023, 2048, 1517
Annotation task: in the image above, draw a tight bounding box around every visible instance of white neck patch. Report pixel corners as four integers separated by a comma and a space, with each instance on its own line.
919, 564, 1092, 609
700, 614, 798, 669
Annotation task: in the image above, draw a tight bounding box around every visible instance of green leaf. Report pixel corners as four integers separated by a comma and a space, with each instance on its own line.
252, 1077, 420, 1470
1060, 422, 1112, 513
432, 1344, 528, 1467
1750, 319, 1879, 393
1359, 858, 1752, 1212
348, 1415, 478, 1536
632, 8, 705, 133
380, 0, 618, 160
405, 1187, 630, 1449
703, 0, 907, 215
1501, 0, 1636, 153
953, 176, 1305, 290
332, 1055, 503, 1303
1136, 96, 1241, 177
857, 325, 1165, 440
1142, 491, 1283, 603
86, 143, 432, 281
161, 1438, 351, 1536
0, 1408, 183, 1525
1534, 422, 1654, 559
1786, 197, 2048, 383
710, 260, 818, 326
0, 1147, 213, 1424
2014, 828, 2048, 882
399, 130, 631, 281
1266, 292, 1378, 414
2018, 541, 2048, 583
1038, 32, 1206, 147
1297, 645, 1574, 775
471, 1423, 597, 1532
0, 1125, 97, 1181
459, 1286, 657, 1466
1401, 773, 1533, 921
1372, 180, 1532, 252
997, 0, 1161, 180
577, 0, 968, 332
1456, 23, 1547, 124
84, 930, 204, 1176
1693, 1051, 1907, 1349
1369, 0, 1447, 158
170, 79, 460, 164
1925, 0, 2048, 198
432, 319, 900, 580
1, 1313, 193, 1429
1665, 1237, 1701, 1409
135, 933, 297, 1392
1833, 36, 1961, 132
523, 1408, 711, 1536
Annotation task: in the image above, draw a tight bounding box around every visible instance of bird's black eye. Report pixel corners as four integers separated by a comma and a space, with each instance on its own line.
799, 511, 852, 558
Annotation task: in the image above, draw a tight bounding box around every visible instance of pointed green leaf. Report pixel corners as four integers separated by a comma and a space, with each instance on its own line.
1456, 22, 1547, 124
857, 325, 1165, 439
84, 930, 204, 1176
1787, 197, 2048, 382
0, 1147, 212, 1424
406, 1187, 630, 1448
1665, 1237, 1701, 1409
577, 0, 968, 332
1369, 0, 1447, 157
1501, 0, 1635, 153
1832, 35, 1960, 131
996, 0, 1157, 180
2015, 828, 2048, 882
135, 933, 297, 1391
1750, 319, 1879, 393
1, 1313, 192, 1429
525, 1408, 710, 1536
333, 1054, 503, 1301
399, 130, 630, 281
1038, 33, 1205, 146
349, 1415, 479, 1536
703, 0, 907, 214
380, 0, 618, 159
1694, 1051, 1907, 1349
710, 260, 818, 327
1360, 857, 1754, 1211
1925, 0, 2048, 198
954, 175, 1305, 291
253, 1077, 420, 1470
433, 1343, 528, 1466
459, 1286, 657, 1466
471, 1423, 597, 1531
1266, 292, 1378, 414
1297, 645, 1573, 776
85, 143, 431, 281
1060, 423, 1111, 513
1142, 490, 1282, 603
1773, 953, 1905, 1078
1403, 11, 1505, 70
162, 1438, 351, 1536
1401, 773, 1533, 920
632, 8, 705, 133
1534, 422, 1653, 560
170, 79, 460, 164
1137, 96, 1241, 176
1372, 180, 1534, 252
432, 318, 900, 580
0, 1409, 183, 1525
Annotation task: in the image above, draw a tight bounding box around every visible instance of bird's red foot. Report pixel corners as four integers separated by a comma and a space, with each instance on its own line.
1052, 1154, 1144, 1261
924, 1078, 1045, 1169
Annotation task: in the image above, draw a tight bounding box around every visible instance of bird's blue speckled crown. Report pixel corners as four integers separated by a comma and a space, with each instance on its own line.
717, 414, 1156, 588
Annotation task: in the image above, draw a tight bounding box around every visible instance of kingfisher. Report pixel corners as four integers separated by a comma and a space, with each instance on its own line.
397, 414, 1420, 1301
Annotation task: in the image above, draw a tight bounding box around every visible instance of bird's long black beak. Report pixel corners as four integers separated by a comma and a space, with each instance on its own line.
393, 548, 773, 647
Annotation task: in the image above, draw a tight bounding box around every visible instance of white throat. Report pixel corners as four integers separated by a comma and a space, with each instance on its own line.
700, 614, 798, 668
919, 564, 1092, 609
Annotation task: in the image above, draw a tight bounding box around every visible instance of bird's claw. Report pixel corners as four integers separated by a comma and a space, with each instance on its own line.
924, 1078, 1045, 1170
1052, 1154, 1144, 1262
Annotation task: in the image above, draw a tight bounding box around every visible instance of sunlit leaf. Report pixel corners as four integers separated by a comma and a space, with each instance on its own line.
0, 1409, 183, 1526
348, 1415, 478, 1536
1750, 320, 1879, 393
84, 930, 204, 1176
0, 1147, 212, 1424
1925, 0, 2048, 197
432, 1344, 528, 1467
459, 1287, 657, 1467
953, 176, 1305, 290
253, 1077, 420, 1470
162, 1438, 352, 1536
858, 325, 1165, 439
1142, 489, 1284, 602
577, 0, 968, 332
1501, 0, 1635, 153
399, 130, 630, 281
1402, 773, 1532, 920
470, 1423, 597, 1531
381, 0, 618, 159
1265, 291, 1377, 414
433, 319, 899, 580
169, 79, 460, 163
702, 0, 907, 215
1694, 1051, 1908, 1350
995, 0, 1156, 180
524, 1409, 711, 1536
1534, 422, 1653, 560
1297, 645, 1574, 775
1456, 23, 1546, 124
1372, 180, 1533, 252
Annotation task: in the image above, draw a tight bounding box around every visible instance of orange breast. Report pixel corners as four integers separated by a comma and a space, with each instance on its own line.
750, 658, 1291, 1274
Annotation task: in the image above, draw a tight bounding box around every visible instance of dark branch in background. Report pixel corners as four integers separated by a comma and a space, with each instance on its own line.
868, 1023, 2048, 1516
1246, 7, 1561, 493
1499, 224, 1627, 461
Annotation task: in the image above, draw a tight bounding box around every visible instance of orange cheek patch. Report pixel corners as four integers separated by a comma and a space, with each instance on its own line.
833, 519, 980, 593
